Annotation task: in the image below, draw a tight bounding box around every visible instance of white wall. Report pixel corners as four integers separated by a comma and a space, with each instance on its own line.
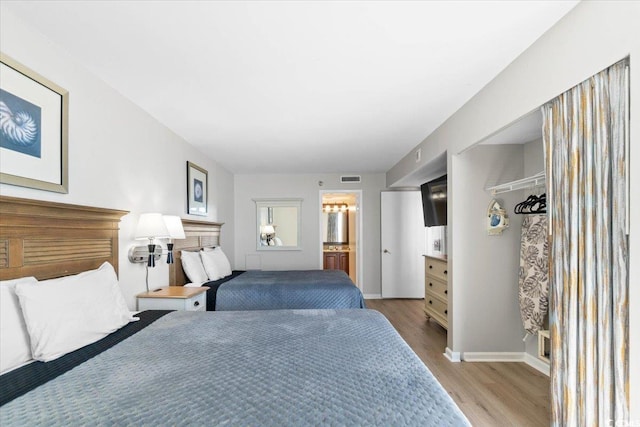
234, 173, 386, 296
450, 144, 525, 353
0, 8, 235, 309
387, 1, 639, 416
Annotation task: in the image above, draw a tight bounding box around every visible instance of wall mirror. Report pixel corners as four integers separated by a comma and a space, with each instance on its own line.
322, 207, 348, 244
254, 198, 302, 250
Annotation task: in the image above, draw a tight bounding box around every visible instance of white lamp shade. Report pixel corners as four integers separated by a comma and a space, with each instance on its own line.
261, 225, 275, 234
135, 213, 170, 240
163, 215, 186, 239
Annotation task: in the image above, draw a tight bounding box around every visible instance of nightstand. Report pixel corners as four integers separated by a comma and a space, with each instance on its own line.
137, 286, 209, 311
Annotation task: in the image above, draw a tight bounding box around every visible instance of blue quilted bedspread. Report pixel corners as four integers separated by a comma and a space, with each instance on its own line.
0, 310, 469, 426
215, 269, 366, 310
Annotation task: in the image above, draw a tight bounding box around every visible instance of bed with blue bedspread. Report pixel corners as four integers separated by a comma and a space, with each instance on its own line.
0, 309, 469, 426
203, 269, 366, 311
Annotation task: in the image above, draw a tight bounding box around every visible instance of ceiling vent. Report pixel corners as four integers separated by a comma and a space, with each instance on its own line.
340, 175, 361, 183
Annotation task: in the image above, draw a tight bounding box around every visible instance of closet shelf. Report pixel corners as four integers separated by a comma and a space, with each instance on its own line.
486, 171, 545, 195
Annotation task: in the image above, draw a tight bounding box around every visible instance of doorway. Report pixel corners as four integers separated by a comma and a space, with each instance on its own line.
319, 190, 362, 289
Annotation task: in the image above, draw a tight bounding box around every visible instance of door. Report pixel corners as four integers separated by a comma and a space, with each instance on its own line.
319, 191, 361, 287
381, 191, 425, 298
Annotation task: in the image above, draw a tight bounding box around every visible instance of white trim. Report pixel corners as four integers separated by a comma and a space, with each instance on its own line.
444, 347, 461, 362
457, 351, 551, 376
363, 293, 382, 299
524, 353, 551, 376
462, 352, 524, 362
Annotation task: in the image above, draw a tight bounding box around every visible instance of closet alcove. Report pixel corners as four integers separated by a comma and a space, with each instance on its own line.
454, 109, 550, 375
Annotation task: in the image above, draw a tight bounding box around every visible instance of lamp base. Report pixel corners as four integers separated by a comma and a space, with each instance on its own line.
167, 243, 174, 264
128, 245, 163, 263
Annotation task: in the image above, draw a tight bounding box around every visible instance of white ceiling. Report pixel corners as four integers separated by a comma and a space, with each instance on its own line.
3, 1, 577, 174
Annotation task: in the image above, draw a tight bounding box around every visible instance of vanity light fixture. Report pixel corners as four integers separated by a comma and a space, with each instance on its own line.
323, 203, 349, 212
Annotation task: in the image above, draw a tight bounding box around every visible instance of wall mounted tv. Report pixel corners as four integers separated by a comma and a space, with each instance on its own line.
420, 174, 447, 227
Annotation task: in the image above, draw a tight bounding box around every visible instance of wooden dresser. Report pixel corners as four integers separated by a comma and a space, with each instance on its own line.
424, 255, 448, 329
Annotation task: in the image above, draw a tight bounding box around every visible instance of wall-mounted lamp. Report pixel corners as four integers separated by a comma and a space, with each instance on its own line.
163, 215, 185, 264
260, 224, 276, 245
130, 213, 169, 268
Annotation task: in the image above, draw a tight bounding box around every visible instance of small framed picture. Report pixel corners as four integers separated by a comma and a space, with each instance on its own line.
0, 53, 69, 193
187, 161, 208, 216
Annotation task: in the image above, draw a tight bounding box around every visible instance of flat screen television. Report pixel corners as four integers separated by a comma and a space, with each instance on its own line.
420, 174, 447, 227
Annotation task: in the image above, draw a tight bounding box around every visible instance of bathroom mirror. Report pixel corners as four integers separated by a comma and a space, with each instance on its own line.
322, 211, 348, 244
254, 198, 302, 250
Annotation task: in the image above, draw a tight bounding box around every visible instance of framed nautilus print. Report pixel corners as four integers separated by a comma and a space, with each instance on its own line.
187, 161, 208, 216
0, 53, 68, 193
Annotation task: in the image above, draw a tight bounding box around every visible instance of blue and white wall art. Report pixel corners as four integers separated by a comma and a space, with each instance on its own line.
0, 88, 42, 158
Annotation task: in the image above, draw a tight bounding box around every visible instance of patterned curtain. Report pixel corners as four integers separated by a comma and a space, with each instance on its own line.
542, 59, 629, 426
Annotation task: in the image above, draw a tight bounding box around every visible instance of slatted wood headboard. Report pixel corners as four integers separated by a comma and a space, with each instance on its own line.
169, 219, 223, 286
0, 195, 128, 280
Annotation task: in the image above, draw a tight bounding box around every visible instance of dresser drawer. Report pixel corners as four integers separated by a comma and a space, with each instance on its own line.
137, 288, 207, 311
424, 293, 448, 329
184, 292, 206, 311
425, 277, 448, 302
425, 257, 448, 281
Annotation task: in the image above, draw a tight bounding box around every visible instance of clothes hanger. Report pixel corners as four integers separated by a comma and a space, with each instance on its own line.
515, 193, 546, 214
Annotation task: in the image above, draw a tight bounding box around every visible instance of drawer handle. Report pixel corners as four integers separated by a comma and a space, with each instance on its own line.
429, 300, 433, 305
193, 301, 200, 307
429, 282, 433, 287
445, 310, 448, 315
429, 265, 433, 269
444, 270, 448, 274
444, 290, 448, 294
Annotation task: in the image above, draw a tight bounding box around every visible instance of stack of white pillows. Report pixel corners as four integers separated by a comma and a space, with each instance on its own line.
180, 247, 232, 285
0, 262, 136, 375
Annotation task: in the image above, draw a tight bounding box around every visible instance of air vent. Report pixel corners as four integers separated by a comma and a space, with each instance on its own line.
340, 175, 361, 183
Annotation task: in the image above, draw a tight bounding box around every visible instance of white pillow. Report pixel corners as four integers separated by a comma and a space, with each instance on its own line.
200, 249, 222, 281
200, 247, 232, 279
213, 247, 232, 278
15, 262, 135, 362
0, 276, 37, 374
181, 250, 208, 284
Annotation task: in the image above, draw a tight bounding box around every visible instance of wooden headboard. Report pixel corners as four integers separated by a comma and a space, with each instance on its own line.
169, 219, 224, 286
0, 195, 128, 281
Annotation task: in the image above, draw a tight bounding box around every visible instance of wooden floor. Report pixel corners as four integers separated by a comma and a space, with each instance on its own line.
366, 299, 550, 427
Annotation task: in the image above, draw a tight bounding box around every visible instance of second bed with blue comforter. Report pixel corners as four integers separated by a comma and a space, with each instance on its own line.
204, 269, 366, 311
1, 309, 469, 426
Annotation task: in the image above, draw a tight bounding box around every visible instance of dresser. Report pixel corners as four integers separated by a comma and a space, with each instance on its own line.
423, 255, 448, 329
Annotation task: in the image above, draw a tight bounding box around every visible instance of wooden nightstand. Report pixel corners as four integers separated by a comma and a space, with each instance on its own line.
137, 286, 209, 311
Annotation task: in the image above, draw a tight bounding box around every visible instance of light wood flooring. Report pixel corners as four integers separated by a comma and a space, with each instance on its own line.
366, 299, 550, 427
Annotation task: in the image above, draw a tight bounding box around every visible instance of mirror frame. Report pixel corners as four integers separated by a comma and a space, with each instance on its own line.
254, 198, 303, 251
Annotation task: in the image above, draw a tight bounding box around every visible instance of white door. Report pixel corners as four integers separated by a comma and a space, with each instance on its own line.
381, 191, 425, 298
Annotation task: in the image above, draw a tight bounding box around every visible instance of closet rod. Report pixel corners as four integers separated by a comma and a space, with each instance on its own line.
486, 171, 545, 195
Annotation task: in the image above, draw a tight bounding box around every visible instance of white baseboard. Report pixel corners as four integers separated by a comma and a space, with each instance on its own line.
363, 293, 382, 299
524, 353, 551, 376
444, 347, 461, 362
462, 352, 525, 362
457, 351, 550, 376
